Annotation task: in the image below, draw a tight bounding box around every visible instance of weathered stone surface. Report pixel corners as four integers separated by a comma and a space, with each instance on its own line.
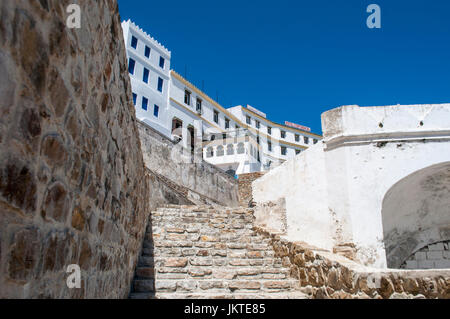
165, 258, 188, 268
253, 226, 450, 299
237, 172, 265, 207
129, 205, 307, 299
0, 0, 149, 299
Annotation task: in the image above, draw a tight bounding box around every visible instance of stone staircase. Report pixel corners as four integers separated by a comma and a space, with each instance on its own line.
129, 205, 308, 299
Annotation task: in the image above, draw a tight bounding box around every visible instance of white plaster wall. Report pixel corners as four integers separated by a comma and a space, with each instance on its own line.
322, 104, 450, 268
253, 141, 334, 250
253, 103, 450, 269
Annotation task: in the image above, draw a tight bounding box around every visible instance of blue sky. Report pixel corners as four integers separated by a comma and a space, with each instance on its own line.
118, 0, 450, 134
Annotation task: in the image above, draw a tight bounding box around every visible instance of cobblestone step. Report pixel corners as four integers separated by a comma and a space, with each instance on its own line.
129, 205, 306, 299
130, 291, 308, 299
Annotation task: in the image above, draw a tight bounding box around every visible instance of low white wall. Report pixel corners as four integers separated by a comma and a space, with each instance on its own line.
252, 141, 335, 250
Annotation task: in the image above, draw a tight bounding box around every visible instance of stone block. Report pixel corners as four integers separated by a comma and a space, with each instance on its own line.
428, 243, 444, 251
433, 260, 450, 269
164, 258, 188, 268
228, 281, 261, 290
417, 260, 435, 269
426, 251, 443, 260
155, 281, 177, 292
405, 260, 418, 269
415, 252, 427, 261
189, 258, 213, 266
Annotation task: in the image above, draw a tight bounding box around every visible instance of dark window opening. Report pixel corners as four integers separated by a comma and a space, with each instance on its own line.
128, 58, 135, 75
131, 36, 138, 49
142, 97, 148, 111
185, 90, 191, 105
157, 77, 163, 92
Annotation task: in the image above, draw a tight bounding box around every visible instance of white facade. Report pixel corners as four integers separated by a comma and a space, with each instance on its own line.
121, 20, 322, 175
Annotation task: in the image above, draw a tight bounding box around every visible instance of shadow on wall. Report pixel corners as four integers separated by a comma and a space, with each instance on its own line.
129, 215, 156, 298
382, 162, 450, 269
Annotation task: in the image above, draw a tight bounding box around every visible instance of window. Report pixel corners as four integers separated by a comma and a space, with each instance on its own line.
184, 90, 191, 105
295, 134, 300, 142
296, 149, 301, 155
214, 110, 219, 124
159, 56, 165, 69
132, 93, 137, 105
216, 145, 224, 157
237, 143, 245, 154
256, 136, 260, 144
304, 136, 309, 144
281, 146, 287, 155
172, 118, 182, 135
246, 116, 251, 125
222, 133, 227, 140
210, 135, 216, 141
196, 98, 202, 113
143, 68, 149, 83
235, 125, 240, 130
157, 77, 163, 92
142, 97, 148, 111
257, 151, 260, 162
145, 46, 151, 58
267, 126, 272, 135
227, 144, 234, 155
207, 147, 214, 158
268, 141, 272, 152
154, 105, 159, 117
255, 120, 260, 129
128, 58, 135, 75
225, 118, 230, 129
131, 36, 138, 49
281, 130, 286, 139
313, 139, 318, 144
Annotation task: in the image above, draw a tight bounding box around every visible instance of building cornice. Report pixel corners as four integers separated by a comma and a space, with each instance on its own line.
169, 97, 225, 132
323, 130, 450, 151
123, 19, 171, 57
242, 106, 323, 138
170, 70, 245, 124
171, 70, 316, 149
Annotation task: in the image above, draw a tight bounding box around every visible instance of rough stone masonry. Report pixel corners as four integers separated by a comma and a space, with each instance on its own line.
0, 0, 149, 298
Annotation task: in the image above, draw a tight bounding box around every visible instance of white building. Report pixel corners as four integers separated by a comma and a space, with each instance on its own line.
121, 20, 322, 175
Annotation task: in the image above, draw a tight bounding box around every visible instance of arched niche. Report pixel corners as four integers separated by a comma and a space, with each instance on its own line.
381, 162, 450, 268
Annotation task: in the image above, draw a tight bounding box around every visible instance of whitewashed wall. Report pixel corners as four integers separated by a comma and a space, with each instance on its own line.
253, 104, 450, 269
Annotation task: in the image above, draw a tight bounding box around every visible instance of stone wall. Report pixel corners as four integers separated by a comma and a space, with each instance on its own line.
138, 121, 239, 207
0, 0, 149, 298
401, 241, 450, 270
237, 172, 265, 207
255, 227, 450, 299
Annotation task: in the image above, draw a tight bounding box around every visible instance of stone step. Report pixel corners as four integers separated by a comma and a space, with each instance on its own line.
130, 205, 301, 299
153, 267, 291, 280
130, 291, 309, 299
144, 257, 282, 268
132, 279, 300, 294
143, 248, 276, 258
133, 279, 155, 293
145, 237, 273, 245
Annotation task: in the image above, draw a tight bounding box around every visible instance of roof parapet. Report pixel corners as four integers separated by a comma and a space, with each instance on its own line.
122, 19, 171, 57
